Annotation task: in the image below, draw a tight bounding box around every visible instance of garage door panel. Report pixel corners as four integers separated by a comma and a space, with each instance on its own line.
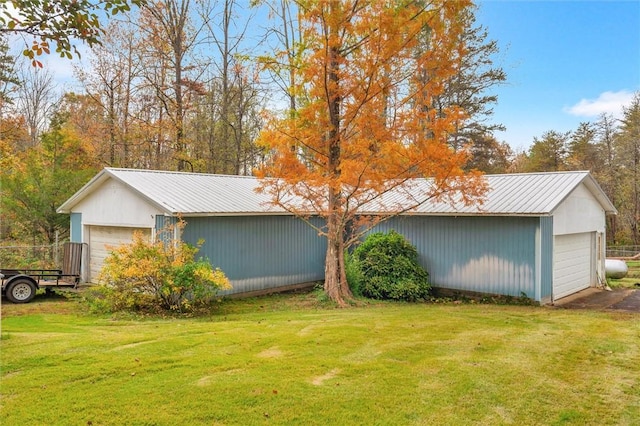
554, 232, 593, 300
89, 226, 151, 282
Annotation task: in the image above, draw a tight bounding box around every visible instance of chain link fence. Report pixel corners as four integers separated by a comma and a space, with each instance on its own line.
0, 241, 67, 269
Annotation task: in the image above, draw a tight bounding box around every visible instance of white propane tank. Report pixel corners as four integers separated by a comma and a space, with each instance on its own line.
605, 259, 628, 279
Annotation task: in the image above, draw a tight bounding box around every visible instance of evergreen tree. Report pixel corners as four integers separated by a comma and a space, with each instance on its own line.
524, 130, 569, 172
616, 93, 640, 244
0, 35, 20, 115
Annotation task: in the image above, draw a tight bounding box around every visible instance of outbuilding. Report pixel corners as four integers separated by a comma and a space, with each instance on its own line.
58, 168, 616, 303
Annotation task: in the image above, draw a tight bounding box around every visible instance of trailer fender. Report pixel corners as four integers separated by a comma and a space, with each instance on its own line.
3, 275, 38, 303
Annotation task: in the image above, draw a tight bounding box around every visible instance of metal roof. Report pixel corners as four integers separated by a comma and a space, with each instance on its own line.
404, 171, 617, 216
58, 168, 284, 215
57, 168, 617, 216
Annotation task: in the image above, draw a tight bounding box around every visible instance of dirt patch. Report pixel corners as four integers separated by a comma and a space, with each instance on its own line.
297, 324, 316, 337
311, 368, 340, 386
1, 370, 22, 380
196, 375, 213, 386
257, 346, 284, 358
195, 368, 243, 386
110, 340, 158, 351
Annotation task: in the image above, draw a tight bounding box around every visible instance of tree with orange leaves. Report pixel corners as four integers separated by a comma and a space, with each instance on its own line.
256, 0, 487, 305
0, 0, 145, 67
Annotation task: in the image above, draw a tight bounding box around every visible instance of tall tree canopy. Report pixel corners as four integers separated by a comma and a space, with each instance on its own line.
0, 0, 145, 66
0, 35, 19, 111
430, 5, 506, 153
523, 130, 569, 172
1, 111, 99, 243
257, 0, 486, 305
616, 93, 640, 244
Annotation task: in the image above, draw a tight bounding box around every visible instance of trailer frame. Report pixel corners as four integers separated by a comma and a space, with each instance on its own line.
1, 242, 85, 303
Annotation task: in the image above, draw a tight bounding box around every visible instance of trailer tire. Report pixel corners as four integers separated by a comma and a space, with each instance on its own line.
5, 278, 37, 303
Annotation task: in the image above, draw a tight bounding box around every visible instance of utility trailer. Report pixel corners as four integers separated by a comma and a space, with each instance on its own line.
1, 242, 85, 303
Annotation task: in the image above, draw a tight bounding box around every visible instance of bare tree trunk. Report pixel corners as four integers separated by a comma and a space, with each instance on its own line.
323, 9, 352, 306
142, 0, 195, 171
169, 0, 189, 171
632, 141, 639, 245
324, 203, 351, 306
107, 78, 117, 165
175, 52, 185, 171
16, 65, 56, 148
123, 33, 135, 167
220, 0, 230, 174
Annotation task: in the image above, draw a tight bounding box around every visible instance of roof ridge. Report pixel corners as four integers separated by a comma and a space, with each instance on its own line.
106, 167, 258, 180
106, 167, 590, 181
58, 168, 614, 216
483, 170, 589, 178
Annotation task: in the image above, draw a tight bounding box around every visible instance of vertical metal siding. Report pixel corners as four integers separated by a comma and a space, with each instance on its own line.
180, 214, 542, 300
70, 213, 82, 242
538, 216, 554, 302
373, 216, 538, 299
155, 214, 165, 233
155, 215, 179, 244
182, 216, 326, 295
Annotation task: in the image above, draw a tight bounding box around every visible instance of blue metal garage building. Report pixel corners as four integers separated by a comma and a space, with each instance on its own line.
58, 168, 616, 303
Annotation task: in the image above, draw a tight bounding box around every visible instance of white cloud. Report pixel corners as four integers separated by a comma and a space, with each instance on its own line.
564, 90, 635, 118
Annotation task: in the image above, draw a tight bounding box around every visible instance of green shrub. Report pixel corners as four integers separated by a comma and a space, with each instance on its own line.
98, 231, 231, 312
344, 251, 364, 296
353, 231, 430, 302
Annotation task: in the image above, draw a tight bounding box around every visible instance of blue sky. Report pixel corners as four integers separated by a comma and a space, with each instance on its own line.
475, 0, 640, 151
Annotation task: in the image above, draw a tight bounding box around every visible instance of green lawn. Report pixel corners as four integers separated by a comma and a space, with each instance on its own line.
1, 292, 639, 425
608, 260, 640, 288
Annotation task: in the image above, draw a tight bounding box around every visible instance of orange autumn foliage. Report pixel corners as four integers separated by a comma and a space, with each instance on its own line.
256, 0, 487, 305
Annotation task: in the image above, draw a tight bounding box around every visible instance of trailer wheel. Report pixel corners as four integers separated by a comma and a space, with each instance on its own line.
5, 279, 37, 303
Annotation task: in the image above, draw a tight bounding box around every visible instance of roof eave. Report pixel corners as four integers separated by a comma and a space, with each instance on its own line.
364, 211, 553, 217
57, 168, 175, 215
582, 174, 618, 215
545, 172, 618, 217
167, 211, 293, 217
57, 169, 112, 213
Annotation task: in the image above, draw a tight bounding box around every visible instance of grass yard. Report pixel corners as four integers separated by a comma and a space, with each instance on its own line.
1, 291, 639, 425
608, 260, 640, 289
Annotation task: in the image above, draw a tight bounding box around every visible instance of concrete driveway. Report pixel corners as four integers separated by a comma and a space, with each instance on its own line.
554, 287, 640, 312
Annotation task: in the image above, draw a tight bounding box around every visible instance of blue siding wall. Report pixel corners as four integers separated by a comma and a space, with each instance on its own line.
155, 215, 178, 244
70, 213, 82, 242
538, 216, 554, 302
180, 214, 544, 301
182, 216, 326, 295
373, 216, 539, 299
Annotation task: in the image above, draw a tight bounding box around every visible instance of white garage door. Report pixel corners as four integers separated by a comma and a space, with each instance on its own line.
88, 226, 151, 282
554, 232, 593, 300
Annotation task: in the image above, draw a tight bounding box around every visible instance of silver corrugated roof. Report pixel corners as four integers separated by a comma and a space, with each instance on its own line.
62, 168, 285, 215
409, 171, 616, 216
57, 168, 616, 216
